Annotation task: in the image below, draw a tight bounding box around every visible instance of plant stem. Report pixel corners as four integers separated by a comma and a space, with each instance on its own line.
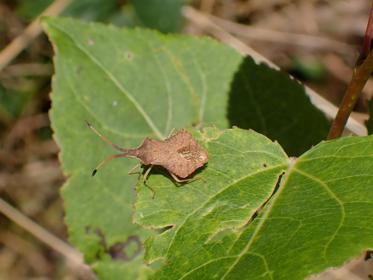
363, 2, 373, 58
327, 1, 373, 139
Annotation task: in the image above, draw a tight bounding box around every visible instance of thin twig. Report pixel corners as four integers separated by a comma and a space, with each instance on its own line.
0, 63, 53, 78
0, 0, 72, 71
183, 6, 367, 136
200, 0, 216, 14
208, 15, 354, 54
0, 198, 88, 271
327, 1, 373, 139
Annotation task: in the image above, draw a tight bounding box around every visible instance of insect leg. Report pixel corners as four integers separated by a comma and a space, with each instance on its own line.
169, 172, 206, 184
86, 121, 128, 152
169, 172, 194, 183
128, 163, 141, 175
142, 165, 156, 199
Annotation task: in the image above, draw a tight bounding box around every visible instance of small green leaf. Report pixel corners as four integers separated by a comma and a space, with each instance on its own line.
17, 0, 53, 20
139, 134, 373, 279
131, 0, 185, 33
17, 0, 118, 21
0, 83, 32, 120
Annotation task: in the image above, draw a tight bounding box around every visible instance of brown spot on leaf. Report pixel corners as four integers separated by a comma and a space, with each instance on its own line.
125, 51, 134, 60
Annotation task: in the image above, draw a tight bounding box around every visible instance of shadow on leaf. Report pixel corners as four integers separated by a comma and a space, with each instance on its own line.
227, 56, 330, 156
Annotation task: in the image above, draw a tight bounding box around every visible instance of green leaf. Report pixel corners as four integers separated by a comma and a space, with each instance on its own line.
137, 134, 373, 279
131, 0, 186, 33
134, 127, 289, 265
0, 83, 33, 120
43, 17, 241, 278
62, 0, 118, 22
43, 17, 335, 278
228, 57, 330, 156
17, 0, 53, 20
17, 0, 117, 22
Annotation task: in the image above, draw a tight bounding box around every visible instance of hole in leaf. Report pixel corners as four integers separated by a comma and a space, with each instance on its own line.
91, 228, 143, 261
159, 225, 174, 234
241, 171, 285, 229
108, 236, 142, 261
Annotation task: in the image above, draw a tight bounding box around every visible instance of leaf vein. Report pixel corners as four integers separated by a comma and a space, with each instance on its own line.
293, 168, 345, 263
298, 154, 373, 163
65, 69, 147, 139
137, 35, 173, 135
179, 256, 236, 280
165, 164, 287, 259
191, 52, 208, 123
220, 160, 295, 279
213, 141, 286, 162
53, 23, 164, 139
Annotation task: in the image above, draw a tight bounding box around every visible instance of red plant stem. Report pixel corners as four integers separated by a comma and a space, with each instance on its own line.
327, 1, 373, 139
363, 1, 373, 57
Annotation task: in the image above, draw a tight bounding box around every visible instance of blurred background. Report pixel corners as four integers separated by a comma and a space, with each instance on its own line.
0, 0, 372, 279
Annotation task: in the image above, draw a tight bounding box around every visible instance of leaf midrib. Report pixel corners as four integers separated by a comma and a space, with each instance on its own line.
165, 162, 288, 263
220, 159, 346, 279
50, 22, 165, 139
219, 159, 294, 279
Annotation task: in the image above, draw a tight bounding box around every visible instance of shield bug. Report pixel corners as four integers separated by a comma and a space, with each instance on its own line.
86, 122, 208, 196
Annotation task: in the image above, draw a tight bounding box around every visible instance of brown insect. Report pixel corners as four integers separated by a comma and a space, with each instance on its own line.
86, 122, 208, 195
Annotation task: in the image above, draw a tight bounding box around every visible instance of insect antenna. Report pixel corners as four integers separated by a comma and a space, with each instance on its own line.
86, 121, 128, 152
92, 153, 130, 176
